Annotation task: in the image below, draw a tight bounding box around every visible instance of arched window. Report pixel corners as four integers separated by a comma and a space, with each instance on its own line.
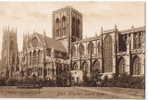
56, 18, 60, 37
133, 32, 142, 49
103, 35, 113, 72
72, 62, 78, 70
72, 45, 76, 57
62, 16, 66, 22
79, 43, 84, 56
118, 57, 125, 74
32, 37, 38, 48
77, 19, 80, 38
132, 56, 141, 75
72, 17, 76, 35
56, 18, 60, 24
62, 16, 66, 36
88, 42, 94, 55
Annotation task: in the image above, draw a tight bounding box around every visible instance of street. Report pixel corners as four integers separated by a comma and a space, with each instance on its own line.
0, 86, 144, 98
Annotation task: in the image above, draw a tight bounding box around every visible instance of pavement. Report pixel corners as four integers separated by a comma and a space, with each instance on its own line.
77, 87, 144, 99
0, 86, 145, 98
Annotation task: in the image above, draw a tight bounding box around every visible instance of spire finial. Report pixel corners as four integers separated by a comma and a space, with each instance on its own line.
131, 25, 134, 29
101, 26, 103, 34
115, 24, 117, 29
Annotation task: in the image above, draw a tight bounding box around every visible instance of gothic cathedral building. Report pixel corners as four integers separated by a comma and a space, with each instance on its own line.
1, 6, 145, 84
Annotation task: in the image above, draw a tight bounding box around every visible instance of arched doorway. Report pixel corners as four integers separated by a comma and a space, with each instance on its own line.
92, 60, 101, 79
93, 60, 101, 72
118, 57, 125, 74
132, 56, 141, 75
103, 35, 113, 72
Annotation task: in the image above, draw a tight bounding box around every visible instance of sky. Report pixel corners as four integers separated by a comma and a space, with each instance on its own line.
0, 2, 145, 59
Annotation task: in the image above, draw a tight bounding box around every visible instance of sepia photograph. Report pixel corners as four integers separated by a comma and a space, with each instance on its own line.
0, 1, 145, 99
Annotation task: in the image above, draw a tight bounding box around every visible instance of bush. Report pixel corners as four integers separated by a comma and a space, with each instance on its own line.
41, 80, 56, 87
6, 78, 17, 86
101, 73, 144, 89
0, 79, 6, 86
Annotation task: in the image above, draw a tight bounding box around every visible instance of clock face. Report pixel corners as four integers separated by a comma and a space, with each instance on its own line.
32, 37, 38, 48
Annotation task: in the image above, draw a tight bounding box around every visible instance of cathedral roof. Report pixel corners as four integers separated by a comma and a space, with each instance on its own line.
119, 26, 145, 34
36, 33, 67, 52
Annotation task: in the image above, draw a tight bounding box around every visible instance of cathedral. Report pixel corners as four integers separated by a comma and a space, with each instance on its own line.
1, 6, 145, 85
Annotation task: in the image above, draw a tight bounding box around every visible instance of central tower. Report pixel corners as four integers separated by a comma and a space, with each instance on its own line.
52, 7, 83, 53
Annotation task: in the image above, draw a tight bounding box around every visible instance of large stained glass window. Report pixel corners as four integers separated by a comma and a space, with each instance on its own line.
103, 35, 113, 72
81, 62, 88, 81
132, 56, 141, 75
133, 32, 143, 49
79, 43, 84, 56
72, 45, 76, 57
88, 42, 94, 55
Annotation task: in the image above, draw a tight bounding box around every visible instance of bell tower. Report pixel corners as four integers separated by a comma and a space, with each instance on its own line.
1, 27, 18, 79
52, 7, 83, 52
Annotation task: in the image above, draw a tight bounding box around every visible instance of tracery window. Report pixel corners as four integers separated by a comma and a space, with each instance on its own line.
32, 37, 38, 48
79, 43, 84, 56
62, 16, 66, 26
61, 16, 66, 36
72, 45, 76, 57
132, 56, 141, 75
88, 42, 94, 55
133, 32, 143, 49
103, 35, 113, 72
56, 18, 60, 37
119, 34, 127, 52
